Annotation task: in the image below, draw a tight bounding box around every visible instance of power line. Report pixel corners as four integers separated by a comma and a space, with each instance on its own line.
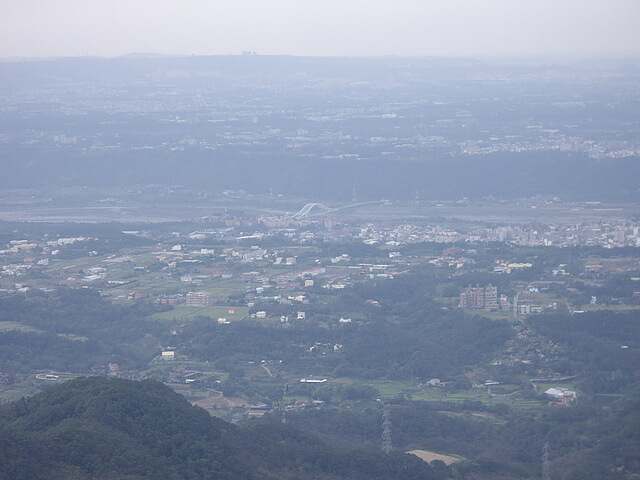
542, 442, 551, 480
379, 401, 392, 454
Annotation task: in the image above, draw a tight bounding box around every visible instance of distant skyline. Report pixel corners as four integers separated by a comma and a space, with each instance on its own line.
2, 0, 640, 59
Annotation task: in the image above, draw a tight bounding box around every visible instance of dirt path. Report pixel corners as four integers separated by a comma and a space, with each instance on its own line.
407, 450, 464, 465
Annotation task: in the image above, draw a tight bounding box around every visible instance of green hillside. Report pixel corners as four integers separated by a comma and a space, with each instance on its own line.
0, 377, 443, 480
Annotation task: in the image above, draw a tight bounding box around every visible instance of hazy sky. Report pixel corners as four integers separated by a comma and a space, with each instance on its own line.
2, 0, 639, 58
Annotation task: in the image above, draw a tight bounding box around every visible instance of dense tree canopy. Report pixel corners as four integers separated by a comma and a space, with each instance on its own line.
0, 377, 442, 480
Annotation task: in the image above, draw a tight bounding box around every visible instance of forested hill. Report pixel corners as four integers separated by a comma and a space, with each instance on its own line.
0, 377, 444, 480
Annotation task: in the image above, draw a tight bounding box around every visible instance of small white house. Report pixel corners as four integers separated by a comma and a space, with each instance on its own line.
300, 377, 327, 383
161, 351, 175, 360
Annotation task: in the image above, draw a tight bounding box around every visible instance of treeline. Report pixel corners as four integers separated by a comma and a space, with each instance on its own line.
253, 398, 640, 479
0, 289, 164, 372
3, 145, 640, 202
526, 311, 640, 394
180, 269, 513, 381
188, 316, 496, 386
0, 377, 444, 480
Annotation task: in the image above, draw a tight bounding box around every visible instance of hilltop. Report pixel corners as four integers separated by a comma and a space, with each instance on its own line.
0, 376, 442, 480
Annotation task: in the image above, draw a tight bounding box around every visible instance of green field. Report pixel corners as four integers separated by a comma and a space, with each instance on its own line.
581, 304, 640, 313
362, 380, 452, 402
360, 378, 549, 408
467, 310, 515, 321
199, 278, 247, 300
139, 361, 230, 381
130, 275, 249, 300
151, 305, 248, 322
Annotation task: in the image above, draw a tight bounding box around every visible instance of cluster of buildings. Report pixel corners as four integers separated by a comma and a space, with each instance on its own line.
1, 203, 638, 319
355, 220, 640, 248
185, 291, 213, 307
5, 60, 639, 167
459, 133, 640, 160
459, 284, 499, 310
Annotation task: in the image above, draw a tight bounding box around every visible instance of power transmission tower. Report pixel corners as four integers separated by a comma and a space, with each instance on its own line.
281, 409, 287, 425
382, 405, 392, 453
542, 442, 551, 480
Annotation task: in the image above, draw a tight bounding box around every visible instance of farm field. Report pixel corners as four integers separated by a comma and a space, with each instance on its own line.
151, 305, 248, 322
407, 449, 464, 465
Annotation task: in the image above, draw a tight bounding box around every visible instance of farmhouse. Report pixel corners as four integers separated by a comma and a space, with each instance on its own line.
300, 377, 328, 384
544, 387, 576, 403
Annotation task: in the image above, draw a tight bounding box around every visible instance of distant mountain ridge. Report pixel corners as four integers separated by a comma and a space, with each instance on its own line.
1, 55, 638, 202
